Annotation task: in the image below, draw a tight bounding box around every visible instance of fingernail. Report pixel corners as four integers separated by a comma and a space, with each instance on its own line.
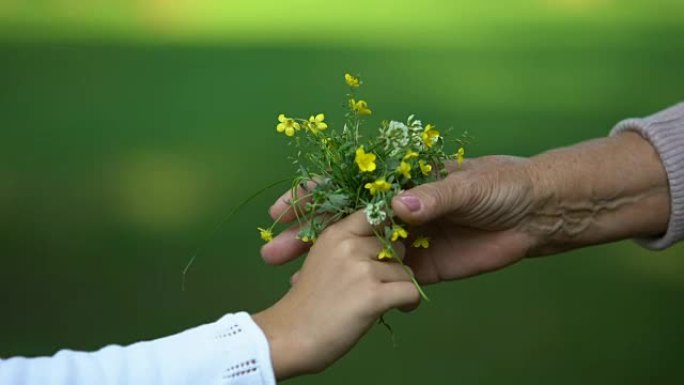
399, 194, 421, 212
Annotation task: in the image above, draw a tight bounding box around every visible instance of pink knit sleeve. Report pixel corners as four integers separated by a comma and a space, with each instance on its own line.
610, 102, 684, 250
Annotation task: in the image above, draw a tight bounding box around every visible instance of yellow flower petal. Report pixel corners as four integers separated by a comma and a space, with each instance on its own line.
349, 99, 372, 116
396, 161, 412, 179
455, 147, 465, 167
391, 226, 408, 242
378, 247, 393, 260
300, 235, 316, 243
258, 227, 273, 242
421, 124, 440, 148
403, 150, 419, 160
276, 123, 286, 133
345, 73, 360, 88
355, 146, 377, 172
412, 235, 430, 249
419, 160, 432, 176
364, 178, 392, 195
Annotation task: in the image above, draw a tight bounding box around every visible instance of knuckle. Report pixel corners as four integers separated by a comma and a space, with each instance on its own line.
354, 261, 376, 279
421, 180, 461, 215
319, 226, 343, 245
338, 238, 358, 256
459, 177, 485, 212
419, 183, 442, 210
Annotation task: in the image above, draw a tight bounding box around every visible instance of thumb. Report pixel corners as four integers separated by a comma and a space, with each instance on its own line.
392, 177, 466, 225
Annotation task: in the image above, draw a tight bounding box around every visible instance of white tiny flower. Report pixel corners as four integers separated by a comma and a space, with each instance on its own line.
410, 129, 425, 148
364, 201, 387, 226
408, 115, 423, 132
380, 120, 410, 157
388, 121, 410, 144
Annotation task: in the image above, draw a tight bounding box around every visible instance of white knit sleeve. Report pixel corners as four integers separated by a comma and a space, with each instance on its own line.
610, 102, 684, 250
0, 312, 276, 385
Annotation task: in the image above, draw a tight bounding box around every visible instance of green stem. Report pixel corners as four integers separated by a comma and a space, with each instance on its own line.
378, 316, 397, 347
371, 227, 430, 302
396, 257, 430, 302
269, 191, 313, 230
182, 177, 290, 292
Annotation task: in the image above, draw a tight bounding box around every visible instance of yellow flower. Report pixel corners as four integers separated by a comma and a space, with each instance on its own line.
378, 247, 394, 260
276, 114, 301, 137
403, 150, 419, 160
364, 178, 392, 195
391, 226, 408, 242
258, 227, 273, 242
305, 113, 328, 134
412, 235, 430, 249
349, 99, 372, 116
344, 73, 360, 88
419, 160, 432, 176
455, 147, 465, 167
300, 235, 316, 243
355, 146, 377, 172
396, 161, 412, 179
421, 124, 440, 148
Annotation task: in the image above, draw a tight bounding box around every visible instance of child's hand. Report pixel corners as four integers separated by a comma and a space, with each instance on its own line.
252, 211, 421, 380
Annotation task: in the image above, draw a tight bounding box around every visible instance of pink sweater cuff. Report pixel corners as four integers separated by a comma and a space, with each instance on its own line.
610, 102, 684, 250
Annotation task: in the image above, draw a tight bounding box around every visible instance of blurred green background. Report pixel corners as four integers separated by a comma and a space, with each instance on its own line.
1, 0, 684, 383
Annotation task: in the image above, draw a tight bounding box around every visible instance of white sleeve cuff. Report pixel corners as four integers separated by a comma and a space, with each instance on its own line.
610, 102, 684, 250
153, 311, 276, 385
212, 312, 277, 385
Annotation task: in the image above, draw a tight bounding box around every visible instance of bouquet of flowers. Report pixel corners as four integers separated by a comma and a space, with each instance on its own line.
259, 73, 467, 299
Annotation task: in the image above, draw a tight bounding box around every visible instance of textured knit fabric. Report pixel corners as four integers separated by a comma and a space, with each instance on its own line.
0, 312, 276, 385
610, 102, 684, 250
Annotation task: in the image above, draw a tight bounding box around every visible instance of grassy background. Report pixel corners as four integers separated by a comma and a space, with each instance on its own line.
1, 1, 684, 383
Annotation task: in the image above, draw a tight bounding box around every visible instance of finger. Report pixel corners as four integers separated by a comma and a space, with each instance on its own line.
269, 181, 317, 223
444, 158, 474, 173
398, 272, 421, 313
391, 174, 469, 226
261, 225, 312, 265
263, 210, 377, 265
289, 270, 300, 286
334, 210, 376, 237
444, 159, 460, 173
379, 281, 421, 312
402, 248, 441, 285
398, 301, 420, 313
403, 226, 529, 283
373, 260, 413, 283
375, 246, 421, 313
